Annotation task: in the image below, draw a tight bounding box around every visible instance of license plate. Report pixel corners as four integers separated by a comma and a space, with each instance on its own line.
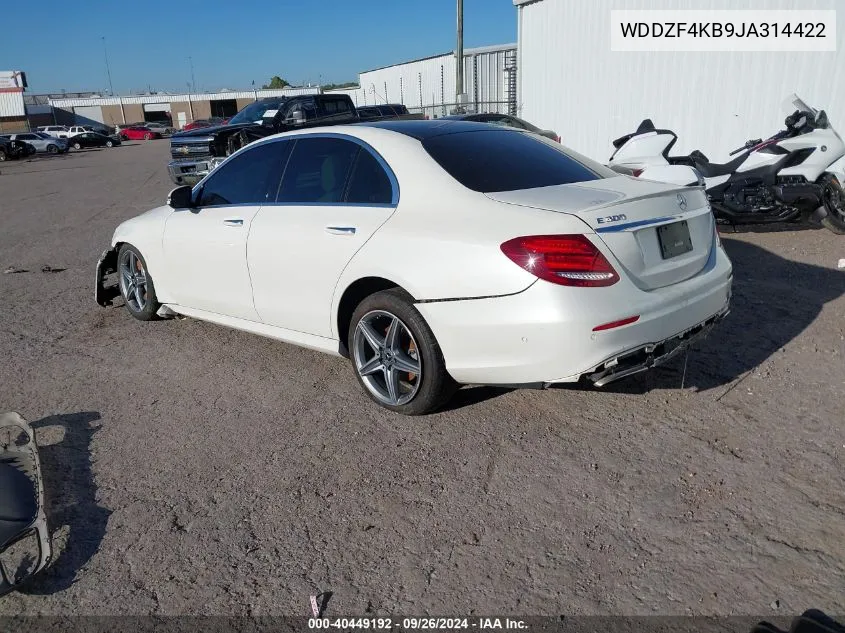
657, 220, 693, 259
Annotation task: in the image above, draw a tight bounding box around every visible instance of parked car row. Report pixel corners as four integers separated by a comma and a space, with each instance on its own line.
36, 124, 112, 138
0, 129, 123, 160
115, 121, 174, 136
0, 136, 36, 161
2, 132, 69, 155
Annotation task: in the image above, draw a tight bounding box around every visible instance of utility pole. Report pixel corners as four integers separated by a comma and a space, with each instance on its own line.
102, 36, 114, 96
455, 0, 466, 112
188, 56, 196, 94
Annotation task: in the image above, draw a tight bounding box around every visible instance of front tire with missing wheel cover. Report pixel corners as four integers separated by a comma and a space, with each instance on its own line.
349, 289, 457, 415
117, 243, 160, 321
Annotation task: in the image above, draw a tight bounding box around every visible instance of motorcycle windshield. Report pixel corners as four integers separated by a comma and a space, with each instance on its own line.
782, 93, 818, 117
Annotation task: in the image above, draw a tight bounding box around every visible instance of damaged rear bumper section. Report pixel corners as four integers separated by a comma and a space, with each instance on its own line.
577, 306, 729, 387
0, 412, 52, 596
95, 247, 119, 307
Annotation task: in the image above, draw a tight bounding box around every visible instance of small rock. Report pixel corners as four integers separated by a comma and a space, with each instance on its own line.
770, 599, 780, 610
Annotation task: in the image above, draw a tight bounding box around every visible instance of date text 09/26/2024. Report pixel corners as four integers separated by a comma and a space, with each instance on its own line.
308, 617, 528, 630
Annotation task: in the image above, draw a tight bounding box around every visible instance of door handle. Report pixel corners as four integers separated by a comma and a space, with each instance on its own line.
325, 226, 356, 235
223, 218, 243, 226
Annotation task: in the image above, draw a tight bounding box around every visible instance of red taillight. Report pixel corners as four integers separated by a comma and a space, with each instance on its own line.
632, 168, 644, 177
593, 315, 640, 331
500, 235, 619, 287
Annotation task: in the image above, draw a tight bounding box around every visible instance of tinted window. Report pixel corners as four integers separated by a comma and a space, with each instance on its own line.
277, 138, 359, 204
422, 130, 610, 193
345, 148, 394, 205
322, 99, 351, 115
197, 140, 291, 207
19, 134, 36, 140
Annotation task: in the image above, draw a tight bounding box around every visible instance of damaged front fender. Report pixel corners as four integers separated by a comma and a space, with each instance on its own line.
94, 247, 119, 307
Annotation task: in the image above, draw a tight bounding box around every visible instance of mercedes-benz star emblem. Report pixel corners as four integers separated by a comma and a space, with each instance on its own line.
677, 193, 687, 210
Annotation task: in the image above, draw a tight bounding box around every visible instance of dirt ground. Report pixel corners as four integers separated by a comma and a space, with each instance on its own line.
0, 142, 843, 617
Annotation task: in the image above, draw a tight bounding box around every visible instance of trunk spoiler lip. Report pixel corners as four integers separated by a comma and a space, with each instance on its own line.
485, 179, 707, 219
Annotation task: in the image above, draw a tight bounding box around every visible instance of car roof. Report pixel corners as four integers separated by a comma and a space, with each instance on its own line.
356, 119, 517, 140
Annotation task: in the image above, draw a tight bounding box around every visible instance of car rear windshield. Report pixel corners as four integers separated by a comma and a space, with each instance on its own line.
422, 129, 613, 193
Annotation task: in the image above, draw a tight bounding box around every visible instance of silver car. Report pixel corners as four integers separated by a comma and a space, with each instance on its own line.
0, 132, 69, 154
143, 122, 174, 136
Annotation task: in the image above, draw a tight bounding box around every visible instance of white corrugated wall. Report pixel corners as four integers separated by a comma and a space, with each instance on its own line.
0, 91, 26, 117
517, 0, 845, 163
356, 44, 515, 114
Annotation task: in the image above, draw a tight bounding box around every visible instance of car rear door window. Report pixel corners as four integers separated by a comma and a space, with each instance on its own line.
276, 137, 359, 204
344, 148, 394, 205
196, 140, 292, 207
422, 129, 613, 193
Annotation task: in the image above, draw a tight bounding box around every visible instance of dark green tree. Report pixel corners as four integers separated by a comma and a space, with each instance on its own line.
262, 76, 290, 89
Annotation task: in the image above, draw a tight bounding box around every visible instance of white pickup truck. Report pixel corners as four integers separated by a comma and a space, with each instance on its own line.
37, 125, 70, 138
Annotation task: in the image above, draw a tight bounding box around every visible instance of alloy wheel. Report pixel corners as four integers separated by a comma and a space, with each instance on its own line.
353, 310, 422, 406
119, 250, 148, 312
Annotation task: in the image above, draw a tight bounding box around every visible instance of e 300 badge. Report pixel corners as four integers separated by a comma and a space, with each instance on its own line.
596, 214, 628, 224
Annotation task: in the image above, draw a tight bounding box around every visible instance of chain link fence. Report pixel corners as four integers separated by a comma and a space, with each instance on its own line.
406, 100, 510, 119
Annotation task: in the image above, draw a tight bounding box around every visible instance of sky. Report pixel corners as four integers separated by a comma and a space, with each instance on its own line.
0, 0, 517, 95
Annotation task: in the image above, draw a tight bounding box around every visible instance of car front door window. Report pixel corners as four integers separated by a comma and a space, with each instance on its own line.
197, 141, 292, 207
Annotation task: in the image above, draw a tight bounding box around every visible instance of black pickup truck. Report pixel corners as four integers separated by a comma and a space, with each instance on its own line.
168, 93, 421, 185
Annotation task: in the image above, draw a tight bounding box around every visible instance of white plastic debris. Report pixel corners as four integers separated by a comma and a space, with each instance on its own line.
838, 258, 845, 269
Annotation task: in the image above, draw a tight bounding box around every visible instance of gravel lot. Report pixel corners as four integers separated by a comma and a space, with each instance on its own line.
0, 142, 843, 617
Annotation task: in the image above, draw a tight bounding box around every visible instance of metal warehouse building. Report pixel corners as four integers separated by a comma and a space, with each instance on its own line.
0, 71, 27, 132
47, 87, 320, 131
515, 0, 845, 163
327, 43, 517, 118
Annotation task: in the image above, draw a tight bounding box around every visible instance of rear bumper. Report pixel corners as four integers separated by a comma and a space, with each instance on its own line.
415, 244, 733, 386
167, 159, 210, 185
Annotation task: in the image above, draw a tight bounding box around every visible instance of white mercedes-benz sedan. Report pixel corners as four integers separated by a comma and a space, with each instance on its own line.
95, 120, 732, 414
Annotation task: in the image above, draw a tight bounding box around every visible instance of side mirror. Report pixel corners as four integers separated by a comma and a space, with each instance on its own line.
167, 185, 193, 209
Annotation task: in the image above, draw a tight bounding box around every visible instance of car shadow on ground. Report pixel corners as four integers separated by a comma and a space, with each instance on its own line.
441, 385, 515, 411
596, 236, 845, 394
19, 411, 110, 595
717, 220, 822, 234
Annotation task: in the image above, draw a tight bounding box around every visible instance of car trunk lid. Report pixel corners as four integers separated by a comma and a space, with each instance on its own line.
486, 176, 715, 290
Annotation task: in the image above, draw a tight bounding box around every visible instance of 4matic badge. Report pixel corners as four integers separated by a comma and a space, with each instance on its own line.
596, 214, 628, 224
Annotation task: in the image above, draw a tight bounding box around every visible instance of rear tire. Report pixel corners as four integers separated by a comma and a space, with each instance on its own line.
0, 149, 6, 161
106, 140, 113, 148
117, 244, 160, 321
348, 289, 457, 415
47, 145, 58, 154
144, 133, 151, 140
73, 142, 81, 150
820, 175, 845, 234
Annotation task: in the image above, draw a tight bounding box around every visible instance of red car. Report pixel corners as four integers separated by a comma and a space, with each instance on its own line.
181, 117, 226, 131
119, 126, 161, 141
